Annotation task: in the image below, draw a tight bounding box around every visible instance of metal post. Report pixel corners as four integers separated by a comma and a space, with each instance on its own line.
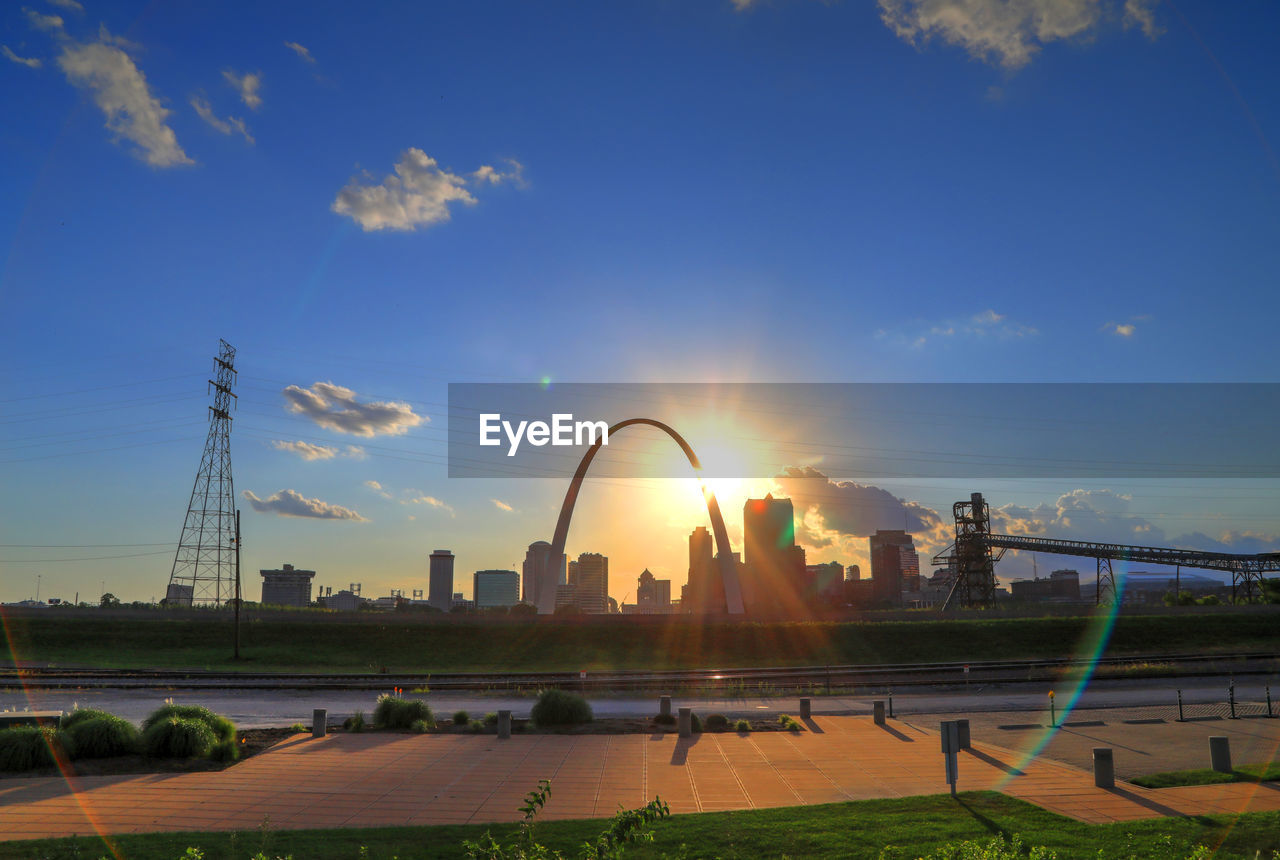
660, 695, 671, 718
1049, 691, 1056, 728
873, 701, 886, 725
1209, 736, 1232, 773
312, 709, 326, 738
233, 509, 241, 660
1177, 689, 1184, 722
497, 710, 511, 739
1093, 748, 1114, 789
1229, 682, 1236, 720
1267, 686, 1272, 718
941, 721, 959, 795
888, 692, 894, 718
800, 698, 811, 720
957, 719, 971, 749
678, 707, 692, 738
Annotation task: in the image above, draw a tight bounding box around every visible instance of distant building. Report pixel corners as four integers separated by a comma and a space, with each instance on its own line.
474, 570, 520, 608
164, 583, 194, 607
742, 495, 806, 615
683, 526, 723, 613
523, 541, 566, 615
568, 552, 608, 613
632, 568, 673, 613
1010, 569, 1081, 603
869, 530, 919, 608
451, 592, 473, 612
322, 589, 364, 611
806, 561, 846, 604
428, 550, 455, 612
555, 583, 578, 612
259, 563, 315, 608
846, 564, 861, 581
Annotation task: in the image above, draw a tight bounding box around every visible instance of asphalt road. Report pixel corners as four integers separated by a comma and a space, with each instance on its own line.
3, 674, 1275, 729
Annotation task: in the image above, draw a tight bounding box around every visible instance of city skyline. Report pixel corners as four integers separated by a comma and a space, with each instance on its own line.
3, 1, 1280, 604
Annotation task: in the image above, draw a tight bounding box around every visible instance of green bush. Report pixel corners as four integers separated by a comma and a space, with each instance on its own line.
0, 726, 72, 771
470, 719, 484, 733
344, 710, 366, 732
704, 713, 729, 732
689, 712, 702, 734
734, 719, 751, 732
142, 717, 215, 758
483, 711, 499, 727
142, 704, 235, 743
373, 695, 433, 729
208, 739, 239, 763
654, 713, 676, 726
778, 714, 802, 732
289, 723, 305, 733
531, 689, 593, 726
64, 714, 139, 759
453, 709, 470, 725
410, 719, 431, 734
61, 707, 117, 730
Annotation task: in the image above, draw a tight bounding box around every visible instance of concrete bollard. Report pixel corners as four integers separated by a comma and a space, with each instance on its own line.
873, 701, 886, 725
678, 707, 692, 738
1093, 748, 1115, 789
957, 719, 971, 750
800, 698, 811, 719
660, 695, 672, 718
497, 710, 511, 739
1210, 736, 1232, 773
312, 708, 327, 738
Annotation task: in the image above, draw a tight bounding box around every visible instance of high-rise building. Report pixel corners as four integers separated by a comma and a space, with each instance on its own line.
636, 568, 672, 608
742, 494, 806, 615
428, 549, 455, 612
806, 561, 845, 604
869, 531, 919, 607
523, 540, 566, 614
570, 552, 608, 613
473, 569, 520, 608
259, 563, 315, 607
683, 525, 723, 613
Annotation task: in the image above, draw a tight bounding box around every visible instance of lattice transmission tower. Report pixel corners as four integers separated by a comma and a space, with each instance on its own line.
165, 339, 238, 606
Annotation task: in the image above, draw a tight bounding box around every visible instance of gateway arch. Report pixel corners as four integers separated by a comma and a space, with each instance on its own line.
548, 418, 745, 614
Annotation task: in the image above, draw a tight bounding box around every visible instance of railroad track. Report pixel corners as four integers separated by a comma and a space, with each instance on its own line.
1, 652, 1275, 691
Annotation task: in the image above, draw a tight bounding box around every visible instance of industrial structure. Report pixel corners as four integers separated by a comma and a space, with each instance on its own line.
165, 339, 238, 606
259, 564, 315, 607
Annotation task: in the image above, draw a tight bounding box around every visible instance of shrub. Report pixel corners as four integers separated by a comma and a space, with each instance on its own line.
653, 713, 676, 726
453, 710, 470, 725
704, 713, 729, 732
0, 726, 72, 771
689, 713, 702, 734
735, 719, 751, 733
289, 723, 305, 733
531, 689, 593, 726
483, 712, 499, 727
344, 711, 366, 732
470, 720, 484, 733
410, 719, 431, 734
373, 695, 433, 729
209, 740, 239, 763
142, 704, 235, 744
61, 707, 117, 730
142, 717, 215, 759
778, 714, 802, 732
64, 714, 139, 759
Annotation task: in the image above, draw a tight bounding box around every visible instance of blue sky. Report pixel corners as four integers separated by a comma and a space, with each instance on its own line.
2, 0, 1278, 604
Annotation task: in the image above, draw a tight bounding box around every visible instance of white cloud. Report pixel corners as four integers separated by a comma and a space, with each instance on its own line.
47, 0, 84, 11
242, 489, 367, 521
24, 8, 64, 33
332, 149, 477, 232
491, 498, 514, 512
55, 37, 192, 167
190, 95, 254, 144
282, 381, 425, 437
878, 0, 1138, 70
1123, 0, 1161, 39
222, 69, 262, 110
878, 308, 1038, 348
2, 45, 41, 68
284, 40, 315, 63
343, 445, 367, 460
364, 480, 392, 499
731, 0, 758, 9
471, 158, 525, 187
403, 493, 454, 516
271, 439, 338, 461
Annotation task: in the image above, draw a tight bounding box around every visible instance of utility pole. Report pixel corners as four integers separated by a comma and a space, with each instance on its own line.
234, 508, 242, 660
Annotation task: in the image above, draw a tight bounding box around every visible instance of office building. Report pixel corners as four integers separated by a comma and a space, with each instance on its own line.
742, 494, 806, 615
1010, 569, 1082, 603
806, 561, 846, 604
473, 569, 520, 609
637, 568, 672, 608
428, 549, 455, 612
259, 563, 315, 607
683, 525, 723, 613
568, 551, 608, 613
869, 530, 919, 608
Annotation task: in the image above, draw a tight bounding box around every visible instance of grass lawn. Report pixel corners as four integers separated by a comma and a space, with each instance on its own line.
3, 792, 1279, 859
4, 610, 1279, 673
1131, 761, 1280, 789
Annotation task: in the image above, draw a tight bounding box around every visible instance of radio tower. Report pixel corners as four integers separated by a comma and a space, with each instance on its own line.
165, 339, 238, 606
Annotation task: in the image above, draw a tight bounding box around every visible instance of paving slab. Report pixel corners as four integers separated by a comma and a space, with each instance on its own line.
2, 716, 1280, 843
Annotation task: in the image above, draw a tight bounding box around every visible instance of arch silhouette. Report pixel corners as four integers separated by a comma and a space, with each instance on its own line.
549, 418, 745, 614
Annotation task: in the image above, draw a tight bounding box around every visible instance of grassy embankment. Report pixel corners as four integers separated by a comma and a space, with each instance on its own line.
2, 610, 1278, 674
1131, 762, 1280, 789
2, 793, 1278, 859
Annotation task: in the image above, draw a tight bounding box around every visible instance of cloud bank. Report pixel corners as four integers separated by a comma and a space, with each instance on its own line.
242, 489, 367, 521
282, 381, 425, 437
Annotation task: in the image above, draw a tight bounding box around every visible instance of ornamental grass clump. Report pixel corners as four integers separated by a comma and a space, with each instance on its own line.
373, 695, 433, 729
63, 714, 139, 759
141, 717, 215, 759
142, 703, 235, 744
530, 689, 593, 726
0, 726, 72, 771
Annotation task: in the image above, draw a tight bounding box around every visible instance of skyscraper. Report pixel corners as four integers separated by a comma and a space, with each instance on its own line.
683, 525, 721, 612
523, 540, 566, 614
473, 569, 520, 608
259, 563, 315, 607
869, 530, 919, 607
571, 552, 608, 614
428, 549, 455, 612
741, 494, 806, 615
636, 568, 672, 608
